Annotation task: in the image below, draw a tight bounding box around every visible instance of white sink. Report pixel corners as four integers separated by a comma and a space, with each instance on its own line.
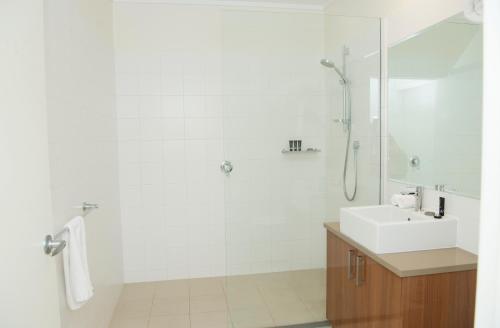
340, 205, 458, 254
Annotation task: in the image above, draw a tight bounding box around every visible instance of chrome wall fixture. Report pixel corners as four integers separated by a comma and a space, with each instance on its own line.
409, 155, 421, 168
78, 202, 99, 213
220, 160, 233, 176
43, 202, 99, 256
321, 46, 359, 201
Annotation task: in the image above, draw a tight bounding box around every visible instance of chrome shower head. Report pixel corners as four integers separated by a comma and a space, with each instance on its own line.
320, 58, 347, 83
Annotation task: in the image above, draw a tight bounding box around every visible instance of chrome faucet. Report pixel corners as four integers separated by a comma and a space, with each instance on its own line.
401, 186, 423, 212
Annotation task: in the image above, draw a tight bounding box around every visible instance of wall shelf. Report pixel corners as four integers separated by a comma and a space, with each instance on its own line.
281, 148, 321, 154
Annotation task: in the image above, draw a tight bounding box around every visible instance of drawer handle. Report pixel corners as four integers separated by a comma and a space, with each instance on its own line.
347, 249, 355, 280
356, 255, 365, 286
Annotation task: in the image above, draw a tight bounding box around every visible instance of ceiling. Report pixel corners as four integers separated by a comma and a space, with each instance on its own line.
114, 0, 333, 11
220, 0, 331, 5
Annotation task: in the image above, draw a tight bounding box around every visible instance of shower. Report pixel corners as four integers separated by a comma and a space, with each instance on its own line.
321, 46, 359, 201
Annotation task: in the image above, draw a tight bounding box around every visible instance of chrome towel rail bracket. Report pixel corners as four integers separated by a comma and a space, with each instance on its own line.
43, 201, 99, 256
43, 235, 66, 256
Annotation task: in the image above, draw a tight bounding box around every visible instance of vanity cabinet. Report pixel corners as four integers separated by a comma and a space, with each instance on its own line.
326, 231, 476, 328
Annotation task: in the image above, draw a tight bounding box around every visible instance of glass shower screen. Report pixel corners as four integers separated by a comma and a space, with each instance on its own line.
220, 10, 381, 327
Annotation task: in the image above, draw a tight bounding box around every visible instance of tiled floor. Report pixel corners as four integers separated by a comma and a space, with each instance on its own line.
110, 269, 327, 328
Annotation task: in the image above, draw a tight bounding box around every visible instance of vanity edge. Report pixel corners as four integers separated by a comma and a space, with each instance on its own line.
324, 222, 477, 278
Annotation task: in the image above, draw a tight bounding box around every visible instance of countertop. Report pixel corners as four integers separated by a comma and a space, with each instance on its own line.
324, 222, 478, 278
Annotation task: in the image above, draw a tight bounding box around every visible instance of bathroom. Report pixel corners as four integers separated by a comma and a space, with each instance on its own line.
1, 0, 498, 327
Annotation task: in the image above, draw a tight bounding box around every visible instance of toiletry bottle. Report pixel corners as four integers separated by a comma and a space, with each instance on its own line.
439, 197, 445, 217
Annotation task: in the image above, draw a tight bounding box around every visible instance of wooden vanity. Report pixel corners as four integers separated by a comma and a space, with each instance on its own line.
325, 222, 477, 328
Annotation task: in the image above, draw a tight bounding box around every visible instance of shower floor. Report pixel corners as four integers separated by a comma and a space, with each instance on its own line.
110, 269, 326, 328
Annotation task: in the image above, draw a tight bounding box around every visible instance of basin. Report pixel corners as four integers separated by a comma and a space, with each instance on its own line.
340, 205, 458, 254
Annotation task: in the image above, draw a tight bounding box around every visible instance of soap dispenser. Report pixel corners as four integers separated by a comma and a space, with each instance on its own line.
434, 197, 445, 219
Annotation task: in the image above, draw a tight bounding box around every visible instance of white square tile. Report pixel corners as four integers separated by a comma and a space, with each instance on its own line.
185, 118, 222, 140
163, 140, 185, 158
164, 119, 185, 140
205, 75, 222, 96
162, 96, 184, 118
205, 96, 223, 117
205, 140, 223, 161
183, 74, 204, 95
122, 234, 148, 271
188, 247, 213, 278
119, 141, 140, 163
141, 118, 164, 140
116, 73, 139, 95
205, 118, 223, 139
161, 53, 184, 75
120, 185, 142, 207
142, 184, 163, 206
139, 95, 162, 118
147, 238, 168, 271
140, 141, 163, 163
164, 159, 186, 183
118, 119, 141, 141
139, 73, 162, 95
121, 206, 145, 231
165, 202, 187, 226
185, 140, 207, 161
184, 96, 205, 117
185, 118, 206, 139
166, 226, 189, 247
116, 96, 140, 118
140, 55, 162, 74
164, 183, 187, 207
120, 163, 141, 186
162, 73, 183, 95
141, 163, 163, 185
186, 202, 209, 224
166, 247, 190, 280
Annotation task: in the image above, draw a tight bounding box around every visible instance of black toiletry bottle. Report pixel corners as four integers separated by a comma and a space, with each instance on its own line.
439, 197, 445, 217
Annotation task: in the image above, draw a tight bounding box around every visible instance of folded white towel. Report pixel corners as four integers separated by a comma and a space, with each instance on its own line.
62, 216, 94, 310
390, 194, 399, 206
390, 194, 416, 209
464, 0, 483, 23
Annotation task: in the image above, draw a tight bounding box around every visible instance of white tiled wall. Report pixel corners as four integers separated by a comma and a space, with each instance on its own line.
114, 3, 381, 282
114, 5, 226, 282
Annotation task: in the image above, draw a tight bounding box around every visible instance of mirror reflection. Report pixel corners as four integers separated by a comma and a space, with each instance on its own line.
388, 13, 483, 198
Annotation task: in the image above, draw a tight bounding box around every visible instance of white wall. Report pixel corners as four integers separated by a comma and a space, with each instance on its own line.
474, 0, 500, 325
327, 0, 481, 254
44, 0, 124, 327
114, 3, 336, 282
0, 1, 61, 327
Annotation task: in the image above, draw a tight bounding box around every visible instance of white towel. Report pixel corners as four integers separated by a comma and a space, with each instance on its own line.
390, 194, 416, 209
464, 0, 483, 23
62, 216, 94, 310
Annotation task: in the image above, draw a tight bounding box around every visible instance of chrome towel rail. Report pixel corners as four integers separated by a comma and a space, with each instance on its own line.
43, 201, 99, 256
77, 202, 99, 213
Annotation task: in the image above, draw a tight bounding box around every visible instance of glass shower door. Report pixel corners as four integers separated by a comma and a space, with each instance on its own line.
220, 9, 381, 328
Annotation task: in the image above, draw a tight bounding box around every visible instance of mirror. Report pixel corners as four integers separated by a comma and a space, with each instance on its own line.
388, 13, 483, 198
